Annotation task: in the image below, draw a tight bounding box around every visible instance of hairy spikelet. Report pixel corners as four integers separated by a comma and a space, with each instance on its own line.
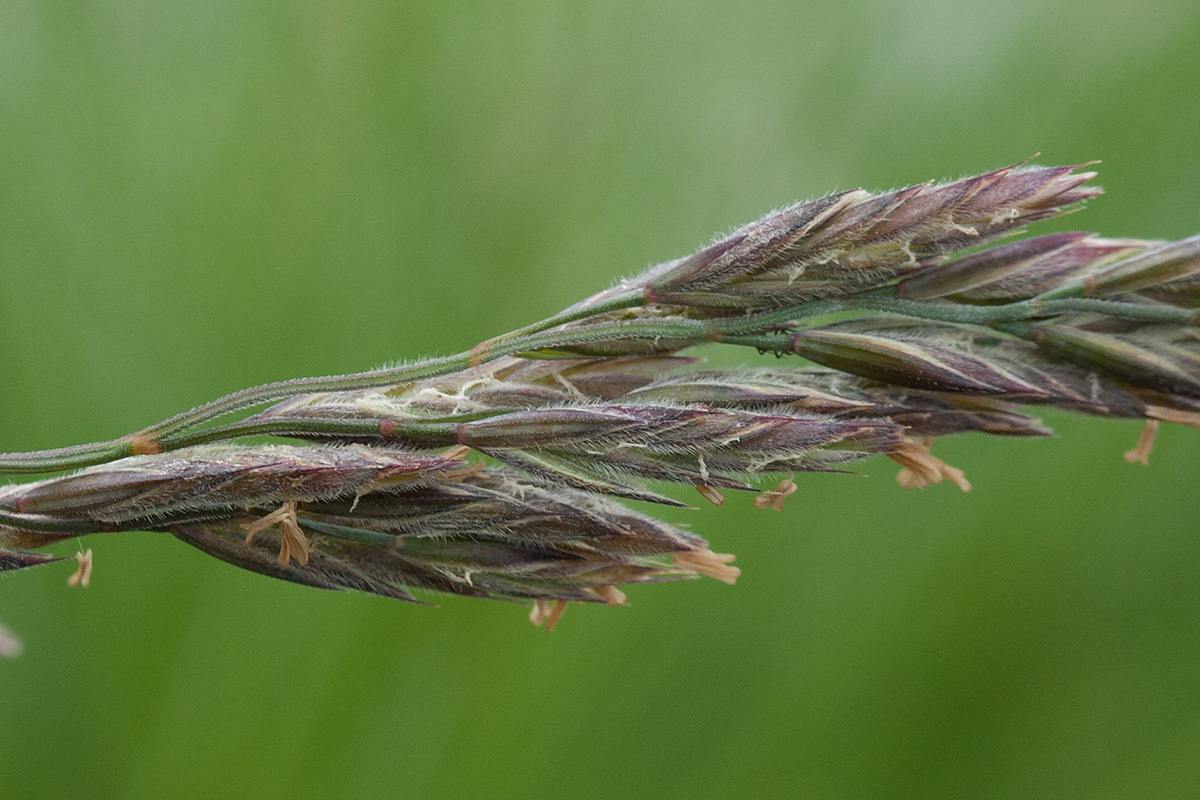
256, 394, 904, 501
578, 161, 1100, 313
0, 445, 738, 606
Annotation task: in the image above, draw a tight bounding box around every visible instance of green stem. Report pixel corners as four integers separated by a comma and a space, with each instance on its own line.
839, 297, 1200, 327
720, 334, 795, 354
299, 519, 396, 549
477, 290, 645, 344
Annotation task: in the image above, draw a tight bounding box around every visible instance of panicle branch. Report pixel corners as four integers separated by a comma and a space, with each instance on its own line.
1, 444, 737, 608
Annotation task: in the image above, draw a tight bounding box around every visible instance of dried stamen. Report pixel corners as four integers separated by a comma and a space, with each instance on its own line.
529, 597, 576, 630
889, 439, 941, 488
593, 585, 628, 606
889, 438, 971, 492
241, 502, 311, 566
673, 549, 740, 584
1124, 419, 1160, 465
67, 549, 93, 587
940, 464, 972, 493
530, 598, 551, 627
754, 479, 798, 511
544, 599, 569, 631
895, 467, 921, 490
0, 622, 21, 659
696, 485, 725, 506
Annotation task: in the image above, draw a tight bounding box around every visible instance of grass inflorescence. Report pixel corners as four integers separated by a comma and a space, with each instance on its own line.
3, 159, 1199, 645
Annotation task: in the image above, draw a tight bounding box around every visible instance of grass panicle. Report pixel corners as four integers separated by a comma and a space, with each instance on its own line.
2, 160, 1197, 634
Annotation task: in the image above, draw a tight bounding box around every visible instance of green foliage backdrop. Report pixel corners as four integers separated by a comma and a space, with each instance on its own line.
2, 2, 1199, 797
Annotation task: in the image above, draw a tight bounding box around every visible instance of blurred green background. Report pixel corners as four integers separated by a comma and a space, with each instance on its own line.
2, 1, 1200, 798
